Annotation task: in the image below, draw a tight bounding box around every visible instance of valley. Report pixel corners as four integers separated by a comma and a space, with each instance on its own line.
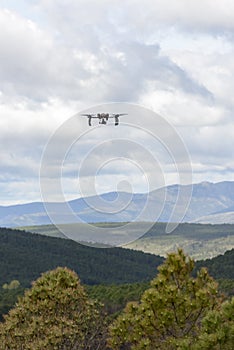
19, 222, 234, 260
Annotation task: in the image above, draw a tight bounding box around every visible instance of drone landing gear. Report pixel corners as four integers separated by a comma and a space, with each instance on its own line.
115, 116, 119, 126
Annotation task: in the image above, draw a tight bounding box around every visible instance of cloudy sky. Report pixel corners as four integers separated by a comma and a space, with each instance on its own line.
0, 0, 234, 205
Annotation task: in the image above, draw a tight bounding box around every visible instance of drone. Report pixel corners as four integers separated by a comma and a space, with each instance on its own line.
81, 113, 127, 126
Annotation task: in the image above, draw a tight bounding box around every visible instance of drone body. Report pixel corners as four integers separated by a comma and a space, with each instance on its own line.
81, 113, 127, 126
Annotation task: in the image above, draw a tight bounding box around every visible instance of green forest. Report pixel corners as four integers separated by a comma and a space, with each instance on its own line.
0, 228, 234, 326
0, 227, 164, 287
1, 227, 234, 287
0, 249, 233, 349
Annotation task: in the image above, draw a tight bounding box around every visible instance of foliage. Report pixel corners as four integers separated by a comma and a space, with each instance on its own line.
1, 278, 233, 323
2, 280, 20, 290
0, 285, 24, 321
0, 267, 108, 350
0, 247, 233, 349
0, 282, 150, 323
0, 227, 163, 287
108, 249, 221, 350
86, 282, 150, 318
192, 297, 234, 349
217, 279, 234, 297
196, 249, 234, 279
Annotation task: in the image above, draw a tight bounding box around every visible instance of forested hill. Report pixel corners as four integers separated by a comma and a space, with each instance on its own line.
196, 248, 234, 279
0, 227, 164, 287
0, 227, 233, 289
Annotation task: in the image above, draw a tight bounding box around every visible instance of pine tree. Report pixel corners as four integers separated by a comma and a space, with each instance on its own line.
109, 249, 221, 349
0, 267, 108, 349
193, 297, 234, 350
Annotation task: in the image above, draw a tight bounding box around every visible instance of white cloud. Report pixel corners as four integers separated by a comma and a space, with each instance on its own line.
0, 0, 233, 204
37, 0, 234, 35
122, 0, 234, 33
0, 7, 89, 102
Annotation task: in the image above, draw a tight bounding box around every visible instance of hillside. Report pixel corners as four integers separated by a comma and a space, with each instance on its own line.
21, 222, 234, 260
0, 227, 163, 288
0, 226, 233, 289
196, 248, 234, 279
126, 222, 234, 260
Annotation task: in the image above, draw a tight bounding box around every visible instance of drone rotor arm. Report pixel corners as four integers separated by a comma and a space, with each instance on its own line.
109, 113, 128, 117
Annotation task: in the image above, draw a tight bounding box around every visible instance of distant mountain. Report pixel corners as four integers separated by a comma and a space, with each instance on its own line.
193, 210, 234, 224
192, 200, 234, 224
1, 181, 234, 227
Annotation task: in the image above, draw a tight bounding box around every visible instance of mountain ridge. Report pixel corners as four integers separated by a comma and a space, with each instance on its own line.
1, 180, 234, 227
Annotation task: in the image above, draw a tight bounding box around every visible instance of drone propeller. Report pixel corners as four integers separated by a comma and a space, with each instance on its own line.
81, 114, 96, 117
108, 113, 128, 118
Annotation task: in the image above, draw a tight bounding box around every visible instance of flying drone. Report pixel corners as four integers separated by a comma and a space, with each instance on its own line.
81, 113, 127, 126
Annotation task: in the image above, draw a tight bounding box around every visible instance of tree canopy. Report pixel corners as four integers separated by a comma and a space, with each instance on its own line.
109, 249, 222, 349
0, 267, 108, 350
0, 249, 233, 349
193, 297, 234, 350
0, 227, 163, 287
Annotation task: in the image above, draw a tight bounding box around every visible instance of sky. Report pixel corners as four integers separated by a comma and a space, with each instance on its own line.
0, 0, 234, 205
